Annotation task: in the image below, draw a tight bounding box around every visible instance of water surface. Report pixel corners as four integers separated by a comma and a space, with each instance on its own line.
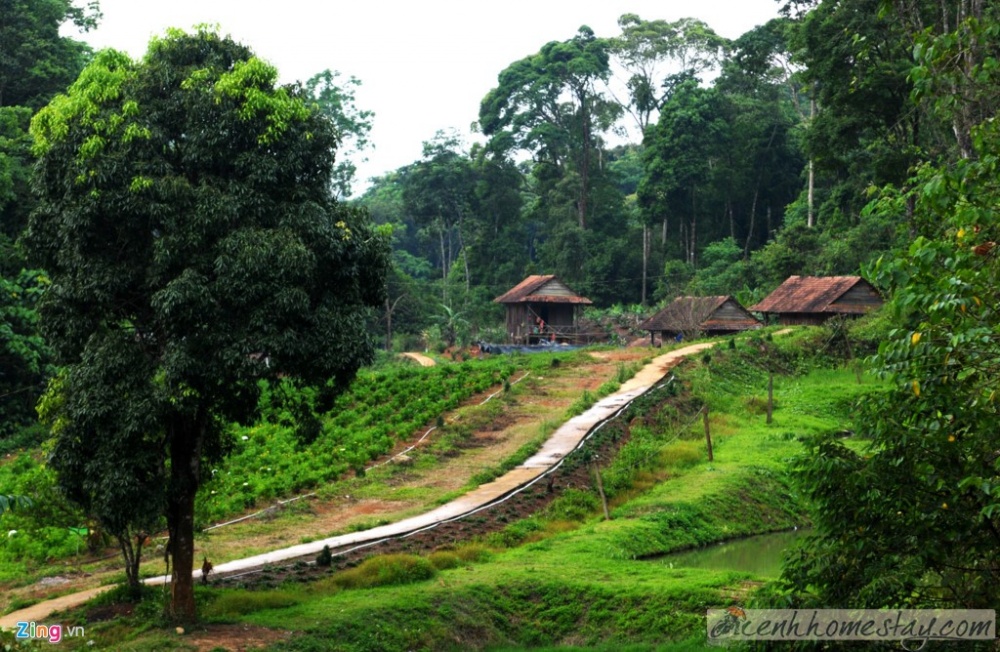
661, 529, 807, 577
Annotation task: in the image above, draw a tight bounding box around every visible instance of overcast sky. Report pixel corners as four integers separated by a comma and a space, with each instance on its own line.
77, 0, 783, 193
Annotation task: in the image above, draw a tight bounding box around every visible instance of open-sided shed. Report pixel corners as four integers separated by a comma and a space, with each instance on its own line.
494, 275, 592, 344
749, 275, 883, 325
640, 296, 761, 343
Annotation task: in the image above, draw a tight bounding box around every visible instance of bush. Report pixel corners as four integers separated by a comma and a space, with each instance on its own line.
331, 553, 436, 590
428, 550, 460, 570
545, 489, 599, 522
659, 441, 703, 470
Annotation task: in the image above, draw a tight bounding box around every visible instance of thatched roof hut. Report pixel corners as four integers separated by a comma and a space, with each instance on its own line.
640, 296, 761, 342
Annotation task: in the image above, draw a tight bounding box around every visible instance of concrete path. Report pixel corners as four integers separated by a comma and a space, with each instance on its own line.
400, 352, 436, 367
0, 341, 714, 629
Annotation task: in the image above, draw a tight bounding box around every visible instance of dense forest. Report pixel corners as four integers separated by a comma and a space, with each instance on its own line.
2, 0, 999, 626
353, 0, 967, 346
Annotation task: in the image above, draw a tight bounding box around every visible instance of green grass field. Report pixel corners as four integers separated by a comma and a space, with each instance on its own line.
8, 329, 884, 651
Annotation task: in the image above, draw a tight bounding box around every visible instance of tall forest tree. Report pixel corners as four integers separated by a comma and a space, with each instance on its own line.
782, 0, 1000, 610
26, 29, 389, 618
0, 0, 97, 435
303, 69, 373, 199
401, 133, 477, 302
791, 0, 928, 229
610, 14, 728, 133
610, 15, 731, 301
640, 75, 730, 268
479, 26, 621, 231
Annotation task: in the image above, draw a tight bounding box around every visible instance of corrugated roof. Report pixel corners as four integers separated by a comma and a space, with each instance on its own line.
493, 275, 593, 305
748, 276, 872, 314
639, 296, 760, 332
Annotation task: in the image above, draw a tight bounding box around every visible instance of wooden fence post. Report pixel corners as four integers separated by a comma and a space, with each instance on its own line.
703, 407, 713, 462
767, 372, 774, 425
592, 462, 610, 520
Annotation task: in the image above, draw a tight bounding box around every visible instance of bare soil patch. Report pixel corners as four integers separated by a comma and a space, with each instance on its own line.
183, 623, 293, 651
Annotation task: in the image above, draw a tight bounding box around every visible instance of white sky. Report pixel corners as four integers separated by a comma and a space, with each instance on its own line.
77, 0, 783, 193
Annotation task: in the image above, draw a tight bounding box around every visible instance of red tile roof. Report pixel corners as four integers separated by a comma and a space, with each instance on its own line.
493, 275, 593, 305
749, 276, 878, 314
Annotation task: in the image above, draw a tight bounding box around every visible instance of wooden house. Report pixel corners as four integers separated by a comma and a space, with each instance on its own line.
749, 275, 883, 325
494, 275, 592, 344
639, 296, 761, 343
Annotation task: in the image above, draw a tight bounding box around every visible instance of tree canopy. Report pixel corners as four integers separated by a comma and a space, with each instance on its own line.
25, 27, 389, 618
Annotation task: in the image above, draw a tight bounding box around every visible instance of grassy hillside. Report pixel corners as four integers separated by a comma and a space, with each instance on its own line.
47, 328, 883, 651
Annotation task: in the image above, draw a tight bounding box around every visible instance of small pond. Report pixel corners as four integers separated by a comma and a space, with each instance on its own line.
658, 529, 808, 577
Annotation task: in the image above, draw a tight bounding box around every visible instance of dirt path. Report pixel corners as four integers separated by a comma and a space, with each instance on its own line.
401, 351, 436, 366
0, 342, 714, 633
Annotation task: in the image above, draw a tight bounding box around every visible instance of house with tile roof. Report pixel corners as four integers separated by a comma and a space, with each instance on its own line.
640, 296, 761, 344
494, 275, 592, 344
749, 275, 883, 325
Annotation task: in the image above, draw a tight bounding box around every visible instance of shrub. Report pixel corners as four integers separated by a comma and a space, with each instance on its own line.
331, 553, 436, 589
659, 441, 704, 470
428, 550, 460, 570
545, 489, 599, 522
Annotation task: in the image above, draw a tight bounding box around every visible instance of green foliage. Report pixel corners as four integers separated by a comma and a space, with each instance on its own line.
202, 588, 303, 619
780, 5, 1000, 608
611, 14, 728, 131
0, 268, 53, 437
202, 356, 519, 522
0, 493, 30, 516
330, 553, 437, 590
303, 69, 373, 199
24, 26, 390, 616
567, 390, 596, 417
686, 237, 751, 296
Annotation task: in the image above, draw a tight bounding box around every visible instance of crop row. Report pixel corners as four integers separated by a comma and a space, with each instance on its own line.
196, 356, 521, 523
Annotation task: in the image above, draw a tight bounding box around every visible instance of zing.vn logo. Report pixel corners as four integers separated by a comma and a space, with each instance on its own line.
15, 621, 85, 644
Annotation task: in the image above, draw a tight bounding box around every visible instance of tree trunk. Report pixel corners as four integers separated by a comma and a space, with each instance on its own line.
167, 416, 203, 622
807, 97, 816, 228
385, 294, 404, 352
578, 95, 591, 229
689, 187, 697, 268
117, 532, 143, 596
439, 225, 447, 303
728, 202, 735, 241
745, 187, 759, 258
641, 224, 648, 305
456, 222, 470, 294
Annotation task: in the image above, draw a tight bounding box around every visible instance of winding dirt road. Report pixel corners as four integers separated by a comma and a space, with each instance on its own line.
0, 342, 714, 630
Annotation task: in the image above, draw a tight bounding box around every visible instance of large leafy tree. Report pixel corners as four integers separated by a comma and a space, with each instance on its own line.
0, 269, 52, 437
25, 28, 389, 618
303, 69, 373, 199
791, 0, 929, 229
400, 132, 478, 301
782, 1, 1000, 610
610, 14, 728, 133
479, 26, 621, 230
640, 75, 730, 267
0, 1, 96, 430
0, 0, 98, 241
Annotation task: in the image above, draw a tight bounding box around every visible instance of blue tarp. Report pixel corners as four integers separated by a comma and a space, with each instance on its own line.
478, 341, 581, 355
